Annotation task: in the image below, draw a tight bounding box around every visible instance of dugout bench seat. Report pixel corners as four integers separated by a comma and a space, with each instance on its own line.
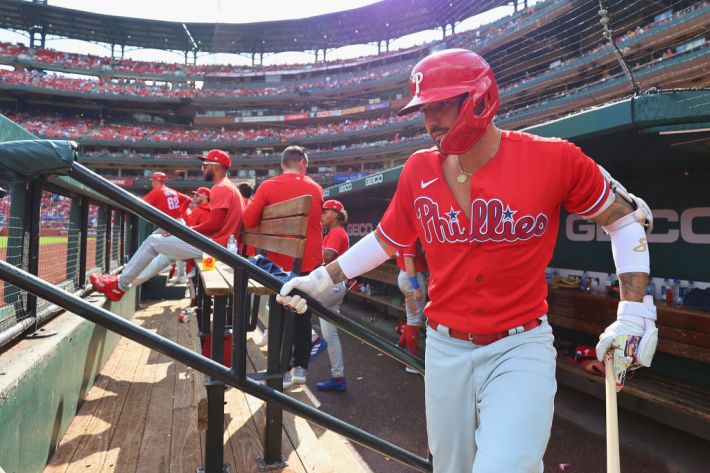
547, 287, 710, 441
346, 261, 406, 319
191, 195, 310, 464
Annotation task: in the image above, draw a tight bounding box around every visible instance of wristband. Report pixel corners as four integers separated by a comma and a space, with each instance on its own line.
409, 276, 420, 289
603, 219, 650, 275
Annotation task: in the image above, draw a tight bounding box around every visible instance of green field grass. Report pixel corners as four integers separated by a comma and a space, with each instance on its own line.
0, 236, 98, 247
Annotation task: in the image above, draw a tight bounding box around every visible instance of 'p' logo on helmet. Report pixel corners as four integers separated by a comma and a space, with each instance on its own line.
411, 72, 424, 96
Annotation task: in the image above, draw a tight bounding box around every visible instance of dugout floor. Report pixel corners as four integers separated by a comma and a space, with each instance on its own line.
43, 299, 370, 473
43, 297, 710, 473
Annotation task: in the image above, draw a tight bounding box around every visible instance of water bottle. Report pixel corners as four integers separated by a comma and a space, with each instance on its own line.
646, 280, 655, 297
664, 278, 673, 305
605, 273, 613, 296
580, 271, 587, 292
227, 234, 238, 255
673, 279, 681, 305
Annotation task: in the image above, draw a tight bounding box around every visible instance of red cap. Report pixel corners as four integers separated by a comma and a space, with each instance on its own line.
150, 172, 167, 182
198, 149, 231, 168
323, 199, 345, 212
192, 186, 211, 198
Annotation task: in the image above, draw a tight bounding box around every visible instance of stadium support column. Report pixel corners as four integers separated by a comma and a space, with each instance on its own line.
377, 41, 382, 55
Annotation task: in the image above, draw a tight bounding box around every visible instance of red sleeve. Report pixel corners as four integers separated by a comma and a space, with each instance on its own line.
376, 161, 418, 248
243, 183, 268, 228
559, 140, 613, 218
177, 192, 191, 214
192, 208, 227, 235
143, 189, 159, 206
402, 242, 417, 257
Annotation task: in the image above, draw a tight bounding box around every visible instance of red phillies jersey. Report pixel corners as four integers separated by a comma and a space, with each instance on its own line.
377, 130, 613, 334
396, 240, 428, 273
207, 177, 244, 247
323, 225, 350, 257
244, 173, 324, 273
186, 203, 210, 226
143, 186, 190, 219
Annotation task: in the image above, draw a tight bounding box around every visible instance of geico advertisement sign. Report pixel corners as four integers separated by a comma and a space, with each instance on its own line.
566, 207, 710, 244
347, 222, 374, 237
365, 173, 384, 186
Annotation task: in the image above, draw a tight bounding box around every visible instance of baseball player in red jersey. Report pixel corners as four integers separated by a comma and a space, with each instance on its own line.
91, 150, 244, 301
143, 172, 191, 219
314, 199, 350, 392
140, 172, 192, 282
277, 49, 656, 472
185, 187, 211, 226
243, 145, 324, 387
395, 240, 428, 373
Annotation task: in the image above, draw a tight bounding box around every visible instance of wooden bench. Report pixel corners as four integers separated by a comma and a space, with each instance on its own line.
547, 286, 710, 440
346, 260, 406, 318
194, 194, 312, 468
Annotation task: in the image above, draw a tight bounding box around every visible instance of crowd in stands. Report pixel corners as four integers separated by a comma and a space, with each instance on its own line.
0, 60, 411, 98
494, 1, 709, 95
1, 0, 703, 105
0, 0, 567, 85
7, 112, 419, 144
0, 41, 423, 78
77, 132, 429, 161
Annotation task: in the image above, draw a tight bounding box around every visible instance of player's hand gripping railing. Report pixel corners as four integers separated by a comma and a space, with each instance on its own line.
0, 161, 431, 473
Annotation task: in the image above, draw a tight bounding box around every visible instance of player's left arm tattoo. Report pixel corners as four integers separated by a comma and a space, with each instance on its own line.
589, 193, 633, 227
618, 273, 647, 302
589, 194, 648, 303
325, 261, 347, 285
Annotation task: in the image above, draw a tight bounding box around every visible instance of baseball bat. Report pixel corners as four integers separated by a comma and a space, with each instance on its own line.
604, 354, 621, 473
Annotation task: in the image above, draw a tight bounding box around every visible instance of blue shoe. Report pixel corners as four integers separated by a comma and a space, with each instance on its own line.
316, 378, 347, 392
309, 337, 328, 363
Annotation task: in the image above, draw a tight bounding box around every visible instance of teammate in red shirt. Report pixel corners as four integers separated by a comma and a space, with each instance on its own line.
395, 240, 428, 372
244, 145, 324, 387
277, 50, 656, 472
314, 200, 350, 392
91, 150, 244, 301
143, 172, 191, 219
185, 187, 211, 227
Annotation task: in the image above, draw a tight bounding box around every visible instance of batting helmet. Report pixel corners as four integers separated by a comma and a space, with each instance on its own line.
398, 48, 499, 155
323, 200, 345, 213
150, 172, 167, 182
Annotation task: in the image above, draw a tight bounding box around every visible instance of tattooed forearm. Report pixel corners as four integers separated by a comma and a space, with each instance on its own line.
326, 261, 348, 284
618, 272, 648, 302
590, 194, 634, 226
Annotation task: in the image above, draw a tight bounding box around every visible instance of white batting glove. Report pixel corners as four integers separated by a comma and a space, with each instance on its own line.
276, 266, 334, 315
596, 295, 658, 389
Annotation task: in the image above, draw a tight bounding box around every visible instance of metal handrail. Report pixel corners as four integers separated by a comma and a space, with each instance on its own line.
4, 161, 432, 471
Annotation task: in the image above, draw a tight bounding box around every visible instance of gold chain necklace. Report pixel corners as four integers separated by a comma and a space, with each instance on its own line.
455, 155, 472, 183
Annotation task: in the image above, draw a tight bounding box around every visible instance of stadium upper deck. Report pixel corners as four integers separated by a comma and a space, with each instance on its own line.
0, 0, 706, 188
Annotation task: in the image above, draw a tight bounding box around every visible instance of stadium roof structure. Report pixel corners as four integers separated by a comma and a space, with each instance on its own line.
0, 0, 510, 54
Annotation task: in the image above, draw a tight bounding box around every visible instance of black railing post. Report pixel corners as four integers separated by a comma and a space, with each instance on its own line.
26, 181, 42, 316
119, 212, 126, 265
103, 208, 112, 272
96, 206, 107, 270
247, 294, 260, 332
232, 266, 248, 380
67, 195, 82, 290
77, 196, 89, 288
204, 294, 229, 473
261, 296, 286, 468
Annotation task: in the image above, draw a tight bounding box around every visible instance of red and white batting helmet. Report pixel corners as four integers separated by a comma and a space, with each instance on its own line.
150, 172, 167, 182
323, 199, 345, 213
398, 48, 499, 155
